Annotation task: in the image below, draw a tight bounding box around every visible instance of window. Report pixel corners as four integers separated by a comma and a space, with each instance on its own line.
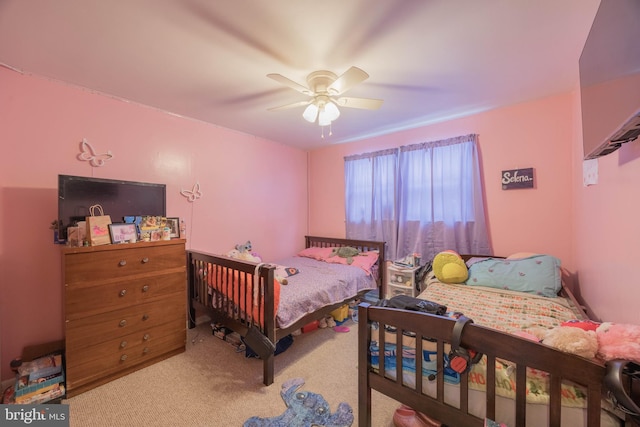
345, 134, 491, 261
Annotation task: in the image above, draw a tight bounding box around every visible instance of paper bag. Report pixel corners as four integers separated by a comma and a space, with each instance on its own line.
86, 204, 112, 246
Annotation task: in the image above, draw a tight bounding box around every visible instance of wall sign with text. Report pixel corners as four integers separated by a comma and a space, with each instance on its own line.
501, 168, 534, 190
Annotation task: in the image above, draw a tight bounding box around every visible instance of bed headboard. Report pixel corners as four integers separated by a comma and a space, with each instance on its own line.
305, 235, 386, 299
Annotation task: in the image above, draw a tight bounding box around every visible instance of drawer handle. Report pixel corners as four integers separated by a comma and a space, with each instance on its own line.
142, 285, 149, 293
142, 257, 149, 264
119, 260, 127, 267
119, 289, 127, 297
142, 314, 149, 321
119, 319, 127, 327
143, 347, 149, 354
120, 354, 128, 361
143, 334, 150, 341
120, 341, 127, 348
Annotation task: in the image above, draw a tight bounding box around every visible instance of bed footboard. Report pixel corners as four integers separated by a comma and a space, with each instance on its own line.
358, 303, 615, 427
187, 250, 278, 384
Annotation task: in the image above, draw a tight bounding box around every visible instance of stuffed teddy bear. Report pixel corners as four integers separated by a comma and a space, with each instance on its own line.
596, 322, 640, 364
515, 325, 599, 359
432, 250, 468, 283
539, 326, 599, 359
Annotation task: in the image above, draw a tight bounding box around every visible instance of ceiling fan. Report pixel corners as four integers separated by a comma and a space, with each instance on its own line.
267, 66, 383, 128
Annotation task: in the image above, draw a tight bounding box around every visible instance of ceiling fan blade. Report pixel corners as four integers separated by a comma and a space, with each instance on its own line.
267, 73, 313, 95
328, 66, 369, 95
267, 100, 311, 111
334, 97, 383, 110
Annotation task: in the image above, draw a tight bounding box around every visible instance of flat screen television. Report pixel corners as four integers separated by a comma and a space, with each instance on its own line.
58, 174, 166, 239
580, 0, 640, 160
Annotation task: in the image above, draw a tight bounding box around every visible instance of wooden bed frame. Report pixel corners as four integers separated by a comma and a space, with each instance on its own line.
357, 257, 634, 427
187, 235, 385, 386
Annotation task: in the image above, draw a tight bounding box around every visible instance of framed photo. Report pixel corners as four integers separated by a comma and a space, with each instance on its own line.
109, 223, 138, 244
166, 217, 180, 238
149, 228, 163, 242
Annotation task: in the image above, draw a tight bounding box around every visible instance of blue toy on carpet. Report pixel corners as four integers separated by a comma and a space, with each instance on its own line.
243, 378, 353, 427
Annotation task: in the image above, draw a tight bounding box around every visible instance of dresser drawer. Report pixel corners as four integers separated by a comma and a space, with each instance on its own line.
66, 293, 186, 350
66, 320, 185, 368
66, 331, 185, 392
64, 244, 185, 284
65, 271, 185, 319
386, 283, 417, 299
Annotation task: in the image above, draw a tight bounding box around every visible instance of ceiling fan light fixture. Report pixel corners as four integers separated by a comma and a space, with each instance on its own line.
302, 103, 319, 123
318, 101, 340, 126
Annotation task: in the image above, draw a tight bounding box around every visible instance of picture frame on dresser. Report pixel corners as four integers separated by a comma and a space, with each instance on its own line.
166, 217, 180, 238
108, 223, 138, 244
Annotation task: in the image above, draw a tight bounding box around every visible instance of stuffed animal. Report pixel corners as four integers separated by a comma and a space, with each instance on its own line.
432, 250, 468, 283
539, 326, 598, 359
236, 240, 252, 254
243, 378, 353, 427
329, 246, 361, 265
596, 322, 640, 364
514, 326, 598, 359
226, 248, 261, 263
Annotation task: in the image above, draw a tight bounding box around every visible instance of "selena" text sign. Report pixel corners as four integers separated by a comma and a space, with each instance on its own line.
502, 168, 534, 190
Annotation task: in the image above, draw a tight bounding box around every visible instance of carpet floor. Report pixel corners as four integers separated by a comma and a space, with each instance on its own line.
64, 320, 400, 426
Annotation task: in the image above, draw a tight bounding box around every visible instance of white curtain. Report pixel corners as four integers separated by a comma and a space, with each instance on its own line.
344, 134, 491, 262
344, 148, 399, 260
396, 134, 491, 261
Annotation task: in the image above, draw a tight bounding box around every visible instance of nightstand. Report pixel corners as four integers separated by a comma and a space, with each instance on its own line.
385, 264, 420, 299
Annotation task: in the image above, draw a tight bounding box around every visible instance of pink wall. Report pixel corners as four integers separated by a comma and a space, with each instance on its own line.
0, 68, 308, 381
308, 89, 640, 326
572, 76, 640, 325
308, 94, 574, 267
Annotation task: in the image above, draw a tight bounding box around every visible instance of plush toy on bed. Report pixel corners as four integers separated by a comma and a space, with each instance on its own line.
540, 326, 599, 359
329, 246, 362, 265
227, 240, 262, 263
432, 250, 468, 284
596, 322, 640, 364
514, 325, 599, 359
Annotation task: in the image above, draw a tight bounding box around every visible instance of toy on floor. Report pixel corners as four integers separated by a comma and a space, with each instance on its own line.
243, 378, 353, 427
318, 316, 336, 329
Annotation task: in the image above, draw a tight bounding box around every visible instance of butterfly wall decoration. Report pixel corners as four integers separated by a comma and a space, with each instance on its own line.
181, 182, 202, 202
77, 138, 113, 167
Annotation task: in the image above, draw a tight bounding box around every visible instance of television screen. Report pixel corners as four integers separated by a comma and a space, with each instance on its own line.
579, 0, 640, 159
58, 175, 166, 239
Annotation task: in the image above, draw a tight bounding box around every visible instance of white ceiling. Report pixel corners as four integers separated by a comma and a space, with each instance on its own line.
0, 0, 600, 150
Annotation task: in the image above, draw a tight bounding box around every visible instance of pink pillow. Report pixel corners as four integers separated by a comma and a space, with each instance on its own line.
297, 246, 334, 260
297, 247, 380, 275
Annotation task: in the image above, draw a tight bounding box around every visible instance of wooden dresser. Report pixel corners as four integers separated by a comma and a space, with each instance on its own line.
62, 239, 186, 397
